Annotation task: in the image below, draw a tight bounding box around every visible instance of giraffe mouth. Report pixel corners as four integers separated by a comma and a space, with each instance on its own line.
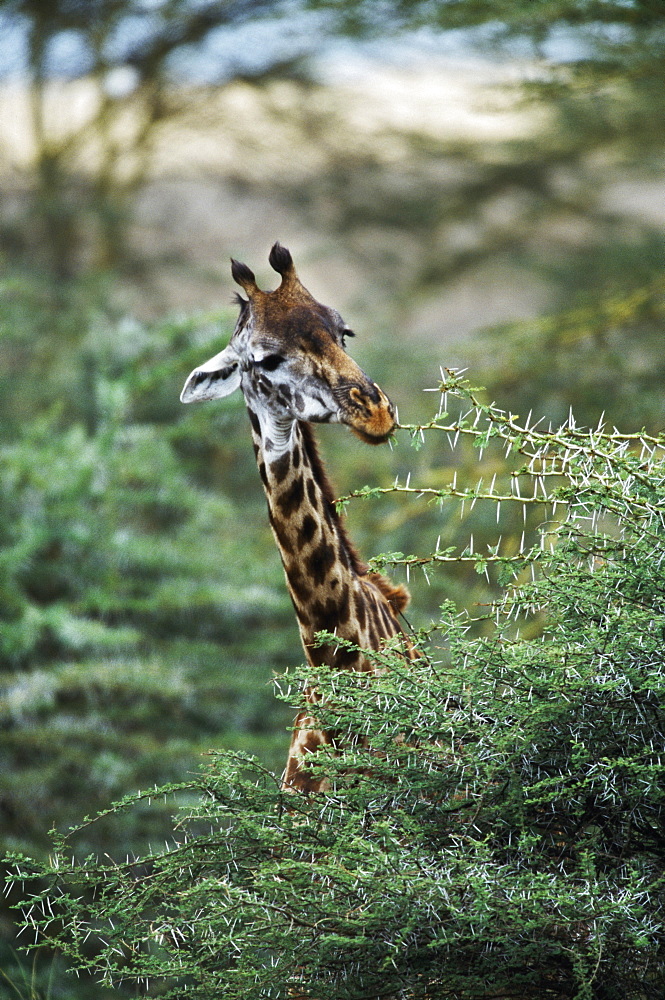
348, 423, 395, 445
341, 386, 397, 445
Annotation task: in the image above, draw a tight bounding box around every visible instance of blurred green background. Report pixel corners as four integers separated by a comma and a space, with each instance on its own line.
0, 0, 663, 994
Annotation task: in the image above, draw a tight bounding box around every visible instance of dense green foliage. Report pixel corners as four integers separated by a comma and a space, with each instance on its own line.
8, 375, 665, 999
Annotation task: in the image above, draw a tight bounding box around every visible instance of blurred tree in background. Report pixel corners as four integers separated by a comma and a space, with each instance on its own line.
0, 0, 663, 995
0, 0, 306, 277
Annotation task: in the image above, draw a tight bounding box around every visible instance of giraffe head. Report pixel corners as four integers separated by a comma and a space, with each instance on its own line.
180, 243, 396, 445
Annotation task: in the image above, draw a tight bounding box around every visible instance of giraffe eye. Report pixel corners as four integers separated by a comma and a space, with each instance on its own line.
256, 354, 284, 372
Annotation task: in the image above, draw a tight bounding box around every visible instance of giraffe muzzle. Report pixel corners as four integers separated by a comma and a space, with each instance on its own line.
343, 384, 396, 445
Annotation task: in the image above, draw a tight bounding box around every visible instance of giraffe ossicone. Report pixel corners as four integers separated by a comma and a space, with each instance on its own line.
181, 243, 417, 792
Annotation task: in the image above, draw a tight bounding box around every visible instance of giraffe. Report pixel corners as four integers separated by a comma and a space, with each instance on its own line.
181, 243, 416, 793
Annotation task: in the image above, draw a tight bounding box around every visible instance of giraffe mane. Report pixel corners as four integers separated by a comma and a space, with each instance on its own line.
368, 572, 410, 614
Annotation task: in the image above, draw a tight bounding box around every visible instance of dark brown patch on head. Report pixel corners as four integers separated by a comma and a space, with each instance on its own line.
255, 279, 338, 353
301, 327, 327, 357
270, 452, 291, 486
276, 474, 305, 519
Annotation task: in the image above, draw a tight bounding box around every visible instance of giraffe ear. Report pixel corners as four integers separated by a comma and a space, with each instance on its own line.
180, 343, 242, 403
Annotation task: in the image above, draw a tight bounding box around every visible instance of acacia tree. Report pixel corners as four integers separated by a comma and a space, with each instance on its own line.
9, 372, 665, 999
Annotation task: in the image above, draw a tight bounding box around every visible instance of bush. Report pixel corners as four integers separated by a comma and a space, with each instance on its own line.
7, 374, 665, 999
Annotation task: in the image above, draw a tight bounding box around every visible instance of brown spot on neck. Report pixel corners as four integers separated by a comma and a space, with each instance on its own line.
298, 424, 367, 578
247, 406, 261, 439
276, 474, 305, 519
270, 452, 291, 486
298, 513, 318, 547
305, 539, 337, 587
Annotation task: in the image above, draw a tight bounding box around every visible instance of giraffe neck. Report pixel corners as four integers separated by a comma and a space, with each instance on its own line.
244, 403, 414, 793
247, 406, 367, 661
